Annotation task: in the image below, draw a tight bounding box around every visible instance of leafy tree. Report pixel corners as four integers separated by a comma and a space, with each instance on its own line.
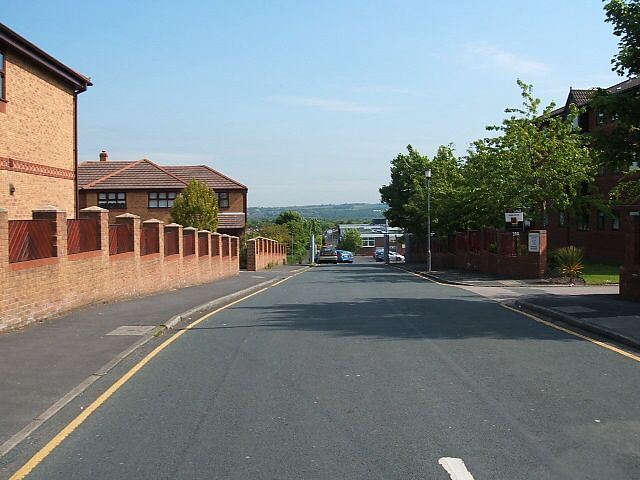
461, 80, 596, 228
591, 0, 640, 198
170, 179, 218, 231
604, 0, 640, 76
338, 228, 362, 252
379, 145, 431, 237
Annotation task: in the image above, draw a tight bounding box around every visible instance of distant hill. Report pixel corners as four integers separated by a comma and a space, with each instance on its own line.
248, 203, 388, 222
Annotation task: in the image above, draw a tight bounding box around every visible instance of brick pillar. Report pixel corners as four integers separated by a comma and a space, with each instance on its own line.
621, 215, 640, 299
80, 206, 109, 255
33, 206, 67, 258
115, 213, 141, 255
528, 230, 548, 278
247, 238, 256, 271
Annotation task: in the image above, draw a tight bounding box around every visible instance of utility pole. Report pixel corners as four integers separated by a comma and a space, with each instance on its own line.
426, 169, 432, 272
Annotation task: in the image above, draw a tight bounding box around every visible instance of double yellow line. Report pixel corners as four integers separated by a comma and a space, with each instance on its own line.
10, 274, 300, 479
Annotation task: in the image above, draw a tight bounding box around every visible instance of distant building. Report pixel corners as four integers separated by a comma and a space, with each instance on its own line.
78, 152, 248, 237
337, 221, 404, 256
0, 23, 92, 219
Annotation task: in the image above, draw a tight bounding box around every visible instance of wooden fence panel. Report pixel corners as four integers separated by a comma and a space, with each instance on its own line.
67, 219, 99, 255
8, 220, 53, 263
183, 232, 195, 256
109, 224, 133, 255
140, 225, 159, 256
198, 234, 208, 256
164, 229, 179, 256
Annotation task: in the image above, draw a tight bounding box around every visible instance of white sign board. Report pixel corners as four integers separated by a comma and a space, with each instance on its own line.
505, 212, 524, 223
528, 232, 540, 253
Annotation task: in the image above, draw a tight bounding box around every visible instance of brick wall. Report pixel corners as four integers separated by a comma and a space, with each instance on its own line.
412, 229, 548, 279
0, 206, 240, 332
246, 237, 287, 271
620, 215, 640, 300
0, 52, 77, 219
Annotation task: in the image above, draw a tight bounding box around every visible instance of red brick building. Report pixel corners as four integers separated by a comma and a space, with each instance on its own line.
547, 77, 640, 263
0, 23, 92, 219
78, 152, 248, 236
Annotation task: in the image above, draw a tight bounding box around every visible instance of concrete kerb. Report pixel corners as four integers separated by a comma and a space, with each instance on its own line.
514, 300, 640, 351
161, 277, 289, 331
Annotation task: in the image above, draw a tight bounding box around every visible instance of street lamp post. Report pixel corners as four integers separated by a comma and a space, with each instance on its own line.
426, 169, 432, 272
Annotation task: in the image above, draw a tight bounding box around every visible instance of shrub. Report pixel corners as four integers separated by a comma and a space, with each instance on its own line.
552, 246, 584, 280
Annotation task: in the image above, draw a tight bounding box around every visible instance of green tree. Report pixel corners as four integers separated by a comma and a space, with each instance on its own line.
338, 229, 362, 252
461, 80, 596, 228
170, 179, 219, 231
379, 144, 467, 237
591, 0, 640, 199
379, 145, 431, 237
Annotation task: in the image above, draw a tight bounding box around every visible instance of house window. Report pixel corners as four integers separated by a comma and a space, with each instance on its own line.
612, 212, 620, 231
362, 237, 375, 247
596, 111, 606, 125
217, 192, 229, 208
98, 192, 126, 209
597, 212, 605, 230
0, 51, 5, 101
558, 212, 566, 227
149, 191, 177, 208
577, 212, 590, 232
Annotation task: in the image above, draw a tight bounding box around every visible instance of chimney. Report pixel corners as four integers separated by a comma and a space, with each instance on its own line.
99, 150, 108, 162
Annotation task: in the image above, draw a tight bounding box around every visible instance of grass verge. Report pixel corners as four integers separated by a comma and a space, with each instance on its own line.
582, 261, 620, 285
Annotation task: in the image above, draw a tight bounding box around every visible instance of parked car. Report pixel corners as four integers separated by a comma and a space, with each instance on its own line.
336, 249, 353, 263
388, 252, 405, 262
318, 246, 338, 264
375, 248, 404, 262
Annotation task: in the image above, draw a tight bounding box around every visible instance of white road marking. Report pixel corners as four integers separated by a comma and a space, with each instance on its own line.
439, 457, 476, 480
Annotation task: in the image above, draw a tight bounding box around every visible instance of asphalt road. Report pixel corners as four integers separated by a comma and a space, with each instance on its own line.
5, 260, 640, 479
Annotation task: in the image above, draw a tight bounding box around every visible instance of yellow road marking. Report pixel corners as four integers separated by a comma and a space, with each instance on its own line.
9, 270, 306, 480
399, 266, 640, 363
500, 303, 640, 363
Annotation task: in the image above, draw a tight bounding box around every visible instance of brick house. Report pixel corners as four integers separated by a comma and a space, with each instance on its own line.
78, 152, 248, 236
546, 77, 640, 263
0, 23, 92, 219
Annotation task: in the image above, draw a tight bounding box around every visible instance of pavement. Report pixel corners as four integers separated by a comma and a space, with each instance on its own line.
0, 264, 307, 458
403, 264, 640, 352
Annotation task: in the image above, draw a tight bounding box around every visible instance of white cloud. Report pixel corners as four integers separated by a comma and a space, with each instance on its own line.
275, 95, 384, 113
459, 41, 549, 76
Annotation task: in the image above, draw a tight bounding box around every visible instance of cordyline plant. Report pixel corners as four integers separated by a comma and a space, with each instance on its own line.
553, 246, 585, 281
170, 179, 219, 231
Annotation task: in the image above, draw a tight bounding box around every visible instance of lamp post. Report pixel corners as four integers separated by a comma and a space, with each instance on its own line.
426, 168, 432, 272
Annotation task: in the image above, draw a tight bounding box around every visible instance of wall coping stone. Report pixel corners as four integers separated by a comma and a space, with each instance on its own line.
165, 223, 182, 228
198, 230, 211, 234
115, 213, 140, 219
33, 205, 64, 212
80, 206, 108, 213
142, 218, 164, 224
183, 227, 197, 232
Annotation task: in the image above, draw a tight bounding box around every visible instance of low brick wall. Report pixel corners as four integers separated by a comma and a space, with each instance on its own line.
620, 215, 640, 300
0, 206, 240, 332
412, 229, 548, 279
246, 237, 287, 271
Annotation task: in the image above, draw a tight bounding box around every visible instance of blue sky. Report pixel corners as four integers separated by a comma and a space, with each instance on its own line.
3, 1, 624, 206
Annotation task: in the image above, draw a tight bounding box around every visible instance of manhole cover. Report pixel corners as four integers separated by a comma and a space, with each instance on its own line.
106, 326, 156, 336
